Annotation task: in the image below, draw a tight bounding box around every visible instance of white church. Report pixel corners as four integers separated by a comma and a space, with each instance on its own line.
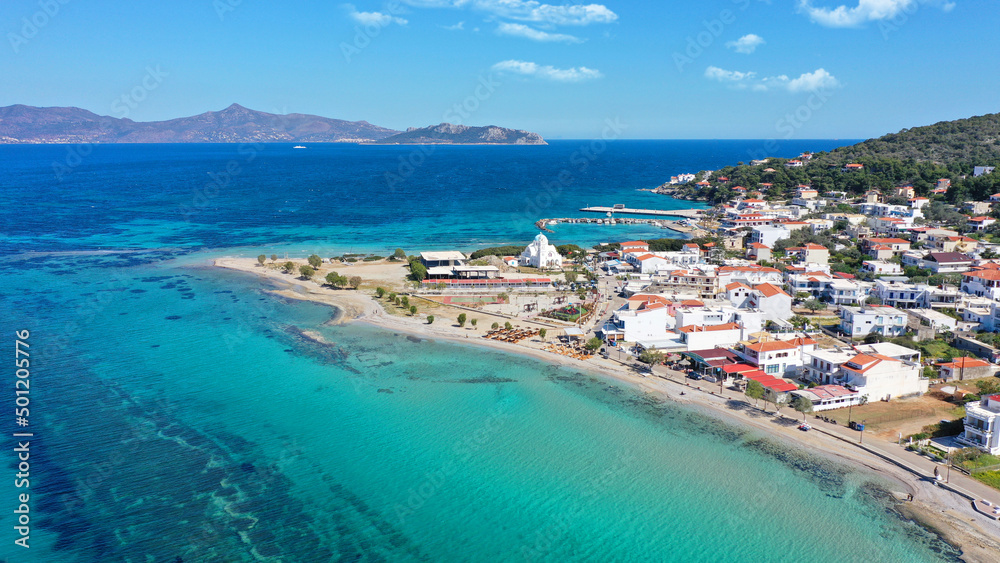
519, 233, 562, 269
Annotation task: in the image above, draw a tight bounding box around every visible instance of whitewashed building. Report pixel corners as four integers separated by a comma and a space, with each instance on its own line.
519, 233, 562, 269
958, 395, 1000, 454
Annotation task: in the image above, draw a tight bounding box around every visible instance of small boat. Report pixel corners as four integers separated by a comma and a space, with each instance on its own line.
293, 145, 307, 149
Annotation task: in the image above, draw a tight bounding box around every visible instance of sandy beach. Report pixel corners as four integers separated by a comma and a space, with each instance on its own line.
215, 256, 1000, 561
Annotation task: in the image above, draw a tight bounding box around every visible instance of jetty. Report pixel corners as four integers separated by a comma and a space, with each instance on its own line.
579, 206, 705, 218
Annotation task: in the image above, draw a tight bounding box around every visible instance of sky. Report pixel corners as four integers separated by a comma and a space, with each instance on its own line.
2, 0, 998, 139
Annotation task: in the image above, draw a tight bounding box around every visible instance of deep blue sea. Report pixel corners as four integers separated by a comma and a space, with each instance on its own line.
0, 140, 964, 562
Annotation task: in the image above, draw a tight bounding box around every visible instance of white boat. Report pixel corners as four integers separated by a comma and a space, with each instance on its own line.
293, 145, 306, 149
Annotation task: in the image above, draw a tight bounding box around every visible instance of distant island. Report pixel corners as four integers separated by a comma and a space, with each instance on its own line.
369, 123, 546, 145
0, 104, 545, 145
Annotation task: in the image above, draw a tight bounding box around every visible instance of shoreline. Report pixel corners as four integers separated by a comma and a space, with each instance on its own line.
213, 256, 1000, 561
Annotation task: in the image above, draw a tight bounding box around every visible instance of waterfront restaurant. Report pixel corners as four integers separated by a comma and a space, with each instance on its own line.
683, 348, 741, 378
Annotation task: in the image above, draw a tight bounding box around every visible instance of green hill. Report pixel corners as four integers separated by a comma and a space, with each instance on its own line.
811, 112, 1000, 167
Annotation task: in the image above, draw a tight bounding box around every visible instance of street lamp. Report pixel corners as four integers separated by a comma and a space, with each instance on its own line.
860, 419, 866, 444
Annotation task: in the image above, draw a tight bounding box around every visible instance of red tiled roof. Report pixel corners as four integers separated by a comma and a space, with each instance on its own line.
722, 363, 756, 374
937, 358, 990, 369
753, 283, 789, 298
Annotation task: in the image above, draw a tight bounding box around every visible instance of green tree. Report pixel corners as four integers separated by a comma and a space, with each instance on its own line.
388, 292, 397, 303
283, 261, 295, 273
505, 322, 513, 330
564, 271, 579, 284
409, 305, 417, 316
427, 315, 434, 324
804, 299, 827, 313
790, 315, 809, 329
470, 319, 478, 328
392, 248, 406, 261
639, 349, 664, 365
400, 296, 409, 308
746, 380, 765, 408
308, 254, 322, 269
491, 322, 500, 330
792, 396, 814, 421
257, 254, 266, 266
457, 313, 467, 327
538, 328, 547, 340
585, 337, 603, 352
299, 265, 315, 279
498, 292, 509, 303
326, 272, 346, 287
409, 261, 428, 281
375, 287, 386, 298
349, 276, 362, 289
270, 254, 277, 263
975, 378, 1000, 396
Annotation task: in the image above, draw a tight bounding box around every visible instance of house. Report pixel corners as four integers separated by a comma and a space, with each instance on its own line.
519, 233, 562, 269
914, 252, 974, 274
961, 264, 1000, 299
806, 218, 835, 234
602, 295, 670, 343
627, 253, 671, 274
717, 265, 783, 287
749, 225, 791, 248
842, 163, 864, 172
684, 348, 742, 378
726, 283, 792, 323
931, 235, 979, 254
735, 337, 817, 378
620, 240, 649, 254
803, 348, 856, 385
791, 385, 862, 412
836, 352, 928, 401
787, 243, 829, 265
675, 306, 764, 335
796, 187, 818, 199
862, 260, 903, 275
936, 178, 951, 191
963, 201, 992, 215
967, 216, 996, 232
861, 238, 911, 255
677, 322, 745, 351
958, 395, 1000, 454
895, 185, 915, 199
722, 214, 773, 229
746, 242, 771, 262
872, 280, 961, 310
655, 265, 720, 298
785, 160, 804, 168
974, 166, 996, 177
937, 357, 996, 381
839, 305, 908, 338
990, 193, 1000, 203
502, 256, 519, 267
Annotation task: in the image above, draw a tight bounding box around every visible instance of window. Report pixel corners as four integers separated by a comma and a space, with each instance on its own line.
765, 364, 779, 374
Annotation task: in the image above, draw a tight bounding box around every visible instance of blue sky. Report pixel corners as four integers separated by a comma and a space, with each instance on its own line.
2, 0, 997, 139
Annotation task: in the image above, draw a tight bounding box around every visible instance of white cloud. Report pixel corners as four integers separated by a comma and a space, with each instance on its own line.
797, 0, 955, 28
442, 21, 465, 30
705, 66, 756, 82
725, 34, 765, 54
492, 59, 602, 82
786, 68, 840, 92
705, 66, 840, 92
343, 3, 408, 26
496, 22, 583, 43
402, 0, 618, 25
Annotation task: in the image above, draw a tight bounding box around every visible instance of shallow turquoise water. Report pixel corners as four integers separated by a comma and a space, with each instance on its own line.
0, 141, 962, 561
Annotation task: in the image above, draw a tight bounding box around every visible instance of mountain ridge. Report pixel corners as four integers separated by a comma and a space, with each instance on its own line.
0, 104, 397, 144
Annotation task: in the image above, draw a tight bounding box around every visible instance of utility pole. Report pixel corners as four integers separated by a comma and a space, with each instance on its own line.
860, 419, 866, 444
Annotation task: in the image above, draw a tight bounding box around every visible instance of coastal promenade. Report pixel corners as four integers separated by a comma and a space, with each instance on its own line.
579, 206, 705, 218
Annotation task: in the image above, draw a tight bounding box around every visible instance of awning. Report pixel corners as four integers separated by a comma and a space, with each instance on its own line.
722, 363, 756, 374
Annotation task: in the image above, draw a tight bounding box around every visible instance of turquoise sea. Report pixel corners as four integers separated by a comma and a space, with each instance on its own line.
0, 141, 964, 561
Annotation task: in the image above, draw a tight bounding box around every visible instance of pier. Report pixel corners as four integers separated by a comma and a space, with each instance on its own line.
534, 217, 704, 235
579, 206, 705, 218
